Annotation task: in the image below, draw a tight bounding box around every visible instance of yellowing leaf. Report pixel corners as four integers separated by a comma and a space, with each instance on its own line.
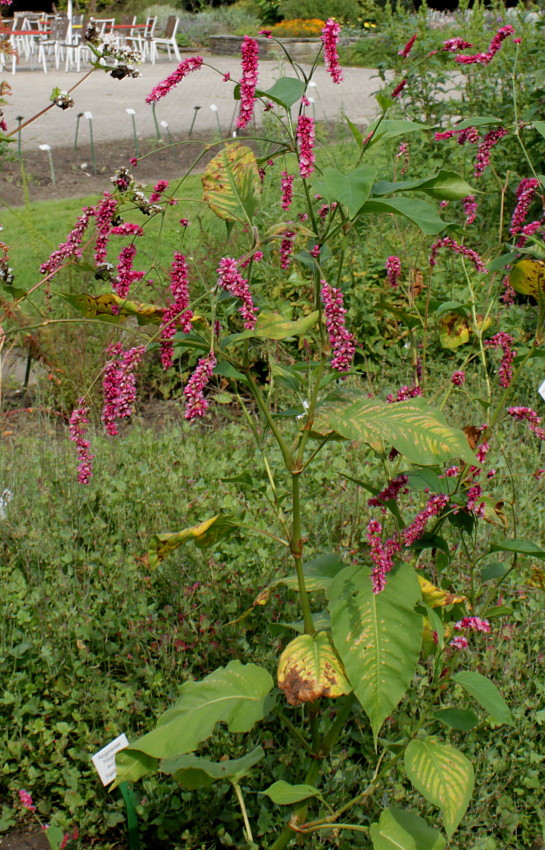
277, 632, 351, 706
510, 259, 545, 298
202, 143, 261, 223
63, 292, 164, 325
148, 515, 239, 568
526, 565, 545, 591
419, 576, 467, 608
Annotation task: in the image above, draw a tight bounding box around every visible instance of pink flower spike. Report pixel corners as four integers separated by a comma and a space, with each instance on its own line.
455, 616, 491, 633
474, 127, 508, 179
184, 352, 217, 420
101, 344, 145, 436
509, 178, 540, 235
69, 400, 94, 485
391, 78, 407, 98
280, 230, 295, 269
368, 474, 408, 507
398, 33, 417, 59
485, 332, 516, 388
237, 36, 259, 130
463, 195, 478, 226
321, 280, 357, 372
451, 370, 466, 386
259, 29, 272, 38
450, 635, 469, 649
386, 255, 401, 287
321, 18, 343, 83
297, 115, 316, 178
113, 244, 144, 300
149, 179, 169, 203
453, 25, 515, 66
160, 252, 193, 370
429, 237, 487, 273
217, 257, 257, 329
443, 37, 473, 52
19, 790, 37, 812
280, 172, 294, 211
146, 56, 204, 103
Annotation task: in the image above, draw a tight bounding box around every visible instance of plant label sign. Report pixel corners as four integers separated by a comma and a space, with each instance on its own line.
538, 379, 545, 401
91, 733, 129, 786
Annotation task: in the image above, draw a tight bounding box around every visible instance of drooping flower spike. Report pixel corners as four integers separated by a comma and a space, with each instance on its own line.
321, 18, 343, 83
237, 36, 259, 129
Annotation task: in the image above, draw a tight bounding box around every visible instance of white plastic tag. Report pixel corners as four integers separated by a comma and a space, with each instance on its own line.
91, 733, 129, 786
539, 379, 545, 401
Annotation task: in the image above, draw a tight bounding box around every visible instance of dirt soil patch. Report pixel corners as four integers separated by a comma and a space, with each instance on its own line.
0, 831, 49, 850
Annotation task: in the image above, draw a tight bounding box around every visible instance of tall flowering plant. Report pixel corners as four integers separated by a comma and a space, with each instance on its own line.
2, 16, 543, 848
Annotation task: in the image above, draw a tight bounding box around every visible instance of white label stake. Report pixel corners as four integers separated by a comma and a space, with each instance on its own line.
539, 379, 545, 402
91, 733, 129, 786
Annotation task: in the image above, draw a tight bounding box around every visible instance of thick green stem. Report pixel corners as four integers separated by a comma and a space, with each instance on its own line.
291, 473, 315, 636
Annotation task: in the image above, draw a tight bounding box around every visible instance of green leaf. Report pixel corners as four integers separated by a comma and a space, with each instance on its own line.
258, 77, 306, 109
45, 826, 65, 850
372, 170, 477, 201
360, 197, 449, 235
453, 671, 513, 725
480, 562, 508, 582
328, 562, 422, 740
202, 143, 262, 224
375, 92, 395, 113
404, 737, 474, 838
344, 114, 363, 147
371, 806, 446, 850
313, 393, 476, 466
161, 746, 264, 789
312, 165, 377, 217
489, 538, 545, 560
433, 708, 478, 732
453, 116, 501, 130
233, 309, 319, 341
148, 514, 240, 568
115, 749, 158, 786
277, 631, 351, 706
488, 252, 518, 273
365, 118, 432, 150
274, 552, 346, 592
114, 661, 273, 782
262, 780, 322, 805
532, 120, 545, 140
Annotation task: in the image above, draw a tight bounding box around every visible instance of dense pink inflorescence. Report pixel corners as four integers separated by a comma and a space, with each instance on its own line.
94, 192, 118, 263
237, 36, 259, 129
146, 57, 203, 103
451, 370, 466, 386
453, 25, 515, 65
485, 332, 516, 388
69, 400, 94, 485
280, 171, 294, 211
296, 114, 316, 178
321, 18, 343, 83
463, 195, 478, 226
113, 244, 144, 299
450, 636, 469, 649
474, 127, 508, 178
387, 384, 423, 402
455, 616, 491, 633
184, 352, 217, 420
391, 78, 407, 98
110, 222, 143, 237
101, 344, 145, 436
280, 230, 295, 269
320, 281, 357, 372
402, 493, 450, 547
217, 257, 257, 329
508, 406, 545, 440
149, 179, 169, 203
429, 237, 487, 273
40, 207, 94, 277
386, 255, 401, 287
509, 178, 540, 235
19, 790, 36, 812
442, 37, 473, 52
160, 252, 193, 370
368, 474, 409, 508
398, 33, 417, 58
434, 125, 480, 144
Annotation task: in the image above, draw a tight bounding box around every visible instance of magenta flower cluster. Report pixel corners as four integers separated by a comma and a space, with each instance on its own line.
40, 206, 95, 277
386, 255, 401, 287
451, 370, 466, 386
387, 384, 423, 403
149, 179, 169, 203
101, 343, 145, 436
94, 193, 119, 263
321, 18, 343, 83
160, 252, 194, 370
442, 37, 473, 52
217, 257, 257, 329
237, 36, 259, 129
280, 171, 294, 211
113, 244, 144, 299
145, 56, 203, 103
474, 127, 508, 178
508, 406, 545, 440
368, 474, 409, 508
297, 114, 316, 178
484, 332, 516, 388
434, 125, 480, 145
280, 230, 295, 269
398, 33, 417, 59
429, 237, 487, 273
69, 400, 94, 485
463, 195, 478, 226
184, 352, 217, 420
320, 281, 357, 372
455, 616, 491, 633
509, 178, 540, 235
453, 25, 515, 65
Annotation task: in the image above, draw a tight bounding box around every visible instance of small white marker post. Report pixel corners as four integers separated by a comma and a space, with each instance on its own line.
538, 380, 545, 402
160, 119, 172, 143
209, 103, 222, 136
126, 108, 139, 157
91, 733, 130, 787
38, 144, 55, 184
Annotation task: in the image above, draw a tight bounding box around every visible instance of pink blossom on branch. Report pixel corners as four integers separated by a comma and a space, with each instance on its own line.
398, 33, 417, 59
451, 370, 466, 386
463, 195, 478, 225
297, 114, 316, 178
145, 56, 204, 103
237, 36, 259, 129
280, 171, 294, 211
217, 257, 257, 329
509, 178, 540, 235
113, 244, 144, 299
184, 352, 217, 420
160, 252, 193, 370
442, 37, 473, 52
101, 344, 145, 436
455, 616, 491, 633
386, 255, 401, 287
368, 474, 409, 508
69, 400, 94, 485
485, 332, 516, 388
429, 237, 487, 273
453, 25, 515, 66
391, 78, 408, 98
321, 18, 344, 83
508, 405, 545, 440
474, 127, 508, 178
320, 280, 357, 372
280, 230, 295, 269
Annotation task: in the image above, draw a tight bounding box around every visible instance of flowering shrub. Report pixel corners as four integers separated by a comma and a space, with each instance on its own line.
269, 18, 325, 38
2, 12, 545, 849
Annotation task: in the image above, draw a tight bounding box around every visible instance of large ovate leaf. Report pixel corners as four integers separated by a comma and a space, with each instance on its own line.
404, 737, 474, 838
360, 197, 448, 235
114, 661, 273, 780
328, 562, 422, 740
148, 514, 239, 568
262, 780, 323, 805
277, 631, 351, 706
258, 76, 306, 109
232, 309, 319, 341
272, 553, 346, 593
312, 165, 377, 217
453, 671, 513, 725
313, 393, 476, 466
365, 118, 432, 150
161, 746, 264, 789
488, 537, 545, 560
509, 259, 545, 298
202, 143, 261, 223
61, 292, 164, 324
433, 708, 478, 732
371, 806, 446, 850
372, 170, 476, 201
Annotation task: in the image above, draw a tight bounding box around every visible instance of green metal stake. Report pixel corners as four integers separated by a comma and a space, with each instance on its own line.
126, 109, 139, 157
84, 111, 97, 174
188, 105, 200, 137
39, 144, 55, 183
209, 103, 221, 136
74, 112, 83, 152
151, 101, 161, 140
160, 120, 173, 143
15, 116, 23, 157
